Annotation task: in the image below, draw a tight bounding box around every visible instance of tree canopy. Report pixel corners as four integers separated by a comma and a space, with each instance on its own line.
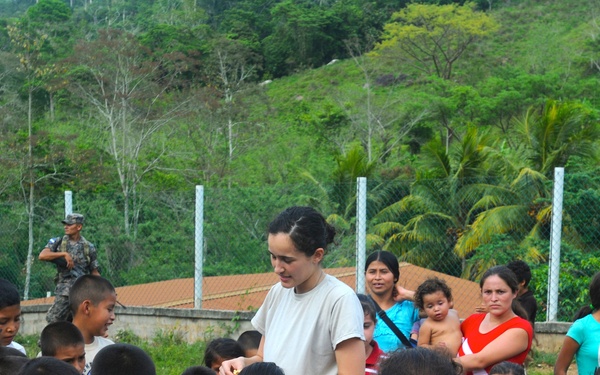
373, 2, 498, 79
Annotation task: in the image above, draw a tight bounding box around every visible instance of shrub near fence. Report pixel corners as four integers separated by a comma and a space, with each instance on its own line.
2, 172, 600, 322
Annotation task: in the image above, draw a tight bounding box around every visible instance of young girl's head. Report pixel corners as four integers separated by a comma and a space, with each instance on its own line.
489, 361, 525, 375
379, 346, 462, 375
239, 362, 285, 375
204, 338, 244, 372
357, 294, 377, 346
414, 278, 453, 322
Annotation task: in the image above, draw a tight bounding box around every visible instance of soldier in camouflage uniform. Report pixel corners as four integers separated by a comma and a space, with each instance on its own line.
39, 213, 100, 323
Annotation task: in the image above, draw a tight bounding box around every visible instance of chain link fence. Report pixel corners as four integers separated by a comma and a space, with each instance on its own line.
2, 170, 599, 322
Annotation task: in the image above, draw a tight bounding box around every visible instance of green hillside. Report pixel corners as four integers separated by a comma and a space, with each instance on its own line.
1, 0, 600, 322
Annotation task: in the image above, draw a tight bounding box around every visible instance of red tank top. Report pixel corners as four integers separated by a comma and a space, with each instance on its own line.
458, 313, 533, 375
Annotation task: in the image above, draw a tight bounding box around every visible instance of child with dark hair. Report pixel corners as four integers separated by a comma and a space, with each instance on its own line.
0, 355, 29, 375
0, 347, 29, 375
204, 338, 245, 372
92, 343, 156, 375
506, 260, 537, 327
239, 362, 285, 375
0, 346, 27, 358
237, 330, 262, 357
357, 294, 386, 374
40, 321, 86, 373
181, 365, 217, 375
379, 346, 462, 375
413, 277, 462, 357
0, 278, 25, 355
555, 271, 600, 375
17, 357, 80, 375
489, 361, 525, 375
70, 275, 116, 375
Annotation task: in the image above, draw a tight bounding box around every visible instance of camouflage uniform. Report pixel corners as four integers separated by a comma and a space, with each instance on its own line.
44, 215, 100, 323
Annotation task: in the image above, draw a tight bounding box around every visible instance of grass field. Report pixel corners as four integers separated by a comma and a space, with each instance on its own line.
527, 348, 560, 375
17, 330, 564, 375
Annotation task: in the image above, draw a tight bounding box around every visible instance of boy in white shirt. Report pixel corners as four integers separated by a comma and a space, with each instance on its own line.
0, 278, 26, 355
70, 275, 117, 375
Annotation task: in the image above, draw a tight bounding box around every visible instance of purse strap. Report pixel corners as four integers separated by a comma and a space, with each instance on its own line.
369, 296, 414, 349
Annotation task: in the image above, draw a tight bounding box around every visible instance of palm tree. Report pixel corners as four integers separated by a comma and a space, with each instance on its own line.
457, 100, 600, 279
302, 143, 377, 221
456, 167, 550, 279
518, 100, 600, 177
370, 127, 497, 275
369, 100, 599, 280
301, 143, 378, 266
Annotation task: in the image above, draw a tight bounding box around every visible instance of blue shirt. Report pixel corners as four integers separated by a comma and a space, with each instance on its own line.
373, 300, 420, 352
567, 313, 600, 375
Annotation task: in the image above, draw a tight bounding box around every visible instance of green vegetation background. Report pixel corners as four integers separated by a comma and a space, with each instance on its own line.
1, 0, 600, 324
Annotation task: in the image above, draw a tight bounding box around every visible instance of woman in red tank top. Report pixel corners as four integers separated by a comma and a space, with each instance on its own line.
455, 266, 533, 375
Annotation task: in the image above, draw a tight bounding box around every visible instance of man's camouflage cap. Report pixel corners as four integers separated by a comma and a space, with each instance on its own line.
61, 213, 84, 225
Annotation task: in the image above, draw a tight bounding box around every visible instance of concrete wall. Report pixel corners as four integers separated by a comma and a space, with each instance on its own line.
21, 304, 255, 341
534, 322, 572, 353
21, 305, 571, 352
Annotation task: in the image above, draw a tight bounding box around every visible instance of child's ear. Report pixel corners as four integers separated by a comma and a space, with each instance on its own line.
81, 300, 93, 315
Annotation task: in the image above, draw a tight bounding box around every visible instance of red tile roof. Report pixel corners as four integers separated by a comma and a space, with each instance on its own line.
22, 264, 481, 319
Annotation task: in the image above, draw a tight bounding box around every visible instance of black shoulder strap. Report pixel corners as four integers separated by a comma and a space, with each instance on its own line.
49, 237, 67, 268
369, 296, 413, 349
51, 236, 63, 251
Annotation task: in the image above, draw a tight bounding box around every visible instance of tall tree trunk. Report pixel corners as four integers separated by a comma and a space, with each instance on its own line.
228, 116, 234, 163
49, 92, 54, 121
123, 190, 130, 237
24, 88, 34, 300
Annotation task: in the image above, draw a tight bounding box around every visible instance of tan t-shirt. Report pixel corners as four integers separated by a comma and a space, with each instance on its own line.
252, 274, 364, 375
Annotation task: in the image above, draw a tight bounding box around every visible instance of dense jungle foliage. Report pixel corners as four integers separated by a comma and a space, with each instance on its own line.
1, 0, 600, 320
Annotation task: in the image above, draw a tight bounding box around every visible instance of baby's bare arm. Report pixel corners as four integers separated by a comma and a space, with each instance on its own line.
417, 320, 434, 348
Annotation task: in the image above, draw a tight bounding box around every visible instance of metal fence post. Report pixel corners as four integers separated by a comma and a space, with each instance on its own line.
547, 167, 564, 322
65, 190, 72, 216
195, 185, 204, 309
356, 177, 367, 293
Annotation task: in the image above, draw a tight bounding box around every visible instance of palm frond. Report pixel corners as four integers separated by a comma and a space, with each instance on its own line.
511, 167, 549, 200
455, 205, 531, 257
373, 195, 424, 222
536, 205, 552, 223
371, 221, 405, 237
366, 233, 386, 251
299, 170, 330, 199
326, 213, 351, 231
